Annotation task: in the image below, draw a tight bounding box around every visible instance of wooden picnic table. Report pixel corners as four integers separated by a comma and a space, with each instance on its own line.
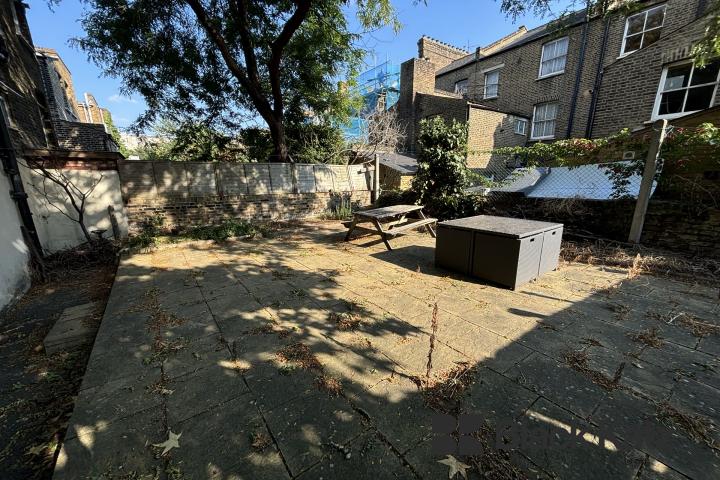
344, 204, 437, 251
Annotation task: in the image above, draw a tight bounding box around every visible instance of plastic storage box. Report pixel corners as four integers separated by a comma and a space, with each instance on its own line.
435, 215, 563, 289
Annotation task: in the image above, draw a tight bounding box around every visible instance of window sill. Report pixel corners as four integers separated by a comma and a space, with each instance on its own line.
537, 71, 564, 81
530, 136, 555, 141
483, 96, 498, 100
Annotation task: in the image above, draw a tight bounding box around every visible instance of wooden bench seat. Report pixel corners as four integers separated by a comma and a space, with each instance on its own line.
384, 218, 437, 237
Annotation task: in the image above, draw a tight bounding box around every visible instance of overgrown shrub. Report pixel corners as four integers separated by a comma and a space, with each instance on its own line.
411, 117, 479, 219
374, 189, 417, 208
240, 123, 346, 163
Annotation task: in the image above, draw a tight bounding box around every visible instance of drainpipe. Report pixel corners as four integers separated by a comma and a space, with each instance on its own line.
565, 6, 591, 139
0, 102, 43, 254
585, 15, 611, 138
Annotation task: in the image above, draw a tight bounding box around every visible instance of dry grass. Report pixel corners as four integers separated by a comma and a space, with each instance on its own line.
656, 402, 717, 449
561, 239, 720, 287
562, 350, 625, 391
314, 375, 343, 397
674, 313, 720, 338
628, 327, 664, 348
330, 311, 361, 331
276, 343, 322, 371
250, 432, 272, 451
417, 362, 476, 413
467, 425, 528, 480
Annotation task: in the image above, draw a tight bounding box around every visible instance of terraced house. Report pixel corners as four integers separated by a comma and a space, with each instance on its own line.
397, 0, 719, 174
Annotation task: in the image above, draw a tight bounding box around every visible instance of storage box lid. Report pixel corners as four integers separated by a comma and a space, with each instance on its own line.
439, 215, 563, 239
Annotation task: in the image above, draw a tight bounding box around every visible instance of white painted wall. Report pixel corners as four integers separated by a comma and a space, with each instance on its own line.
20, 164, 129, 252
0, 170, 31, 310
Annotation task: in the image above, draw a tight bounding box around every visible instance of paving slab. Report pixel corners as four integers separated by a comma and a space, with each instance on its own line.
55, 222, 720, 480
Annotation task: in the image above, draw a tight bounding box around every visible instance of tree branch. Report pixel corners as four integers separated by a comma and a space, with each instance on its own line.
268, 0, 312, 115
184, 0, 274, 121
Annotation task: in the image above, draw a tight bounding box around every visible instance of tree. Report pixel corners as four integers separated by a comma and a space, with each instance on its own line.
411, 117, 479, 219
73, 0, 399, 163
103, 111, 129, 157
350, 108, 406, 161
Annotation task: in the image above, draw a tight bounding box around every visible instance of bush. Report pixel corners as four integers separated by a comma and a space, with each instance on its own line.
374, 189, 417, 208
185, 219, 264, 241
411, 117, 479, 219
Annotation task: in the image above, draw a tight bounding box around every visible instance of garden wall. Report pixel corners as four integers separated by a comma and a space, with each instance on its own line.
490, 196, 720, 258
118, 160, 375, 231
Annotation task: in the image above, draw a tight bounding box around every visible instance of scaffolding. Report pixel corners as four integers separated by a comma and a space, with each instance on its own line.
341, 61, 401, 140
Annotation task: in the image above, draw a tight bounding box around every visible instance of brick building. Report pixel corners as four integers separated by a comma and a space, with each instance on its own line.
397, 0, 719, 174
1, 0, 125, 270
34, 47, 118, 152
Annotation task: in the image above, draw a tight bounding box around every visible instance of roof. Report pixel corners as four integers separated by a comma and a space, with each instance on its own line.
378, 152, 418, 175
483, 162, 656, 200
436, 9, 589, 76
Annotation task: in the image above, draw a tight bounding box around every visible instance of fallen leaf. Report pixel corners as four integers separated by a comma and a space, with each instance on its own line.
153, 430, 181, 456
438, 454, 470, 479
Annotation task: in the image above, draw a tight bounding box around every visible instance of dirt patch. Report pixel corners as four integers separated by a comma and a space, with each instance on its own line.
0, 248, 116, 480
415, 362, 477, 414
467, 425, 528, 480
314, 375, 343, 397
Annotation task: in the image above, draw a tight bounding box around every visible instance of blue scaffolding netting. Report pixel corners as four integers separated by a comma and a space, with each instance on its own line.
340, 61, 401, 140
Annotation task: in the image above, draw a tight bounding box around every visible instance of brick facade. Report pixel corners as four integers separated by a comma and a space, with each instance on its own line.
52, 120, 118, 152
397, 0, 717, 165
467, 106, 528, 171
0, 1, 50, 151
35, 47, 81, 122
124, 191, 372, 233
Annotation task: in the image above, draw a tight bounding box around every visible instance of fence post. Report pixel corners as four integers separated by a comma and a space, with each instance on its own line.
628, 119, 668, 244
372, 153, 380, 203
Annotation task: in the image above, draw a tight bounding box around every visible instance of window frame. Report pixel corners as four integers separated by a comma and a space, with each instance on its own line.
538, 37, 569, 79
619, 4, 666, 57
454, 78, 469, 96
514, 118, 528, 136
483, 69, 500, 99
531, 102, 558, 140
651, 60, 720, 121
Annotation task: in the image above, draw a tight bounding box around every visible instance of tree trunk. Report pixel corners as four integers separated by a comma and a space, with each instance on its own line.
269, 117, 290, 162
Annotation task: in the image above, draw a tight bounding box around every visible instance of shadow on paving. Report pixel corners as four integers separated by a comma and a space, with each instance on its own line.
53, 223, 720, 480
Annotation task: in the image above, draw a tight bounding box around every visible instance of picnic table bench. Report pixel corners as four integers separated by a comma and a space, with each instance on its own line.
344, 204, 437, 251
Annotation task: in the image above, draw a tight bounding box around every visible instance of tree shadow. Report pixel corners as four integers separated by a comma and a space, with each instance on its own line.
52, 227, 720, 480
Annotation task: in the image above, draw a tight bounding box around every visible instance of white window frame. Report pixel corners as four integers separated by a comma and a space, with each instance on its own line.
652, 61, 720, 121
538, 37, 568, 79
531, 102, 558, 140
454, 78, 468, 96
483, 69, 500, 99
514, 118, 528, 136
620, 4, 666, 57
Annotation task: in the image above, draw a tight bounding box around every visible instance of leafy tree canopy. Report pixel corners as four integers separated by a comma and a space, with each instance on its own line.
72, 0, 400, 162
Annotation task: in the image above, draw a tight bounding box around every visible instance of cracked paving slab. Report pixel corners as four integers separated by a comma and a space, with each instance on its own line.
54, 221, 719, 479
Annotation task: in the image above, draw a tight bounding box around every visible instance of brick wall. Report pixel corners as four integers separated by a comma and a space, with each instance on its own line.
426, 0, 709, 141
467, 106, 528, 170
52, 120, 118, 152
417, 37, 468, 70
125, 191, 372, 233
490, 196, 720, 258
0, 0, 50, 151
119, 160, 375, 231
35, 48, 80, 122
593, 3, 717, 137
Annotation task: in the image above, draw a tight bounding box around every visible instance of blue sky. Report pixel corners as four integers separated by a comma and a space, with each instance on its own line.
26, 0, 573, 131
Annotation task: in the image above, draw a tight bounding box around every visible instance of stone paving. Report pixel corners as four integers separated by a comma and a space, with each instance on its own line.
54, 222, 720, 479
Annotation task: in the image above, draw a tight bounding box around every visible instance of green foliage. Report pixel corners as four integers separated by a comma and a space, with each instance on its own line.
239, 123, 346, 163
103, 111, 129, 157
493, 123, 720, 198
73, 0, 398, 160
692, 0, 720, 67
319, 193, 359, 220
411, 117, 477, 218
374, 189, 417, 208
185, 219, 265, 242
